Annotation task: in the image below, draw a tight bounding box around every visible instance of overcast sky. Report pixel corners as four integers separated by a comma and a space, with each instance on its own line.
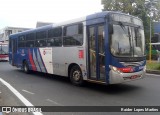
0, 0, 102, 29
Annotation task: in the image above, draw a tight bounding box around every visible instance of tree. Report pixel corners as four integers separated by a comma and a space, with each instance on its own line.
101, 0, 160, 43
145, 0, 160, 22
102, 0, 160, 21
102, 0, 137, 14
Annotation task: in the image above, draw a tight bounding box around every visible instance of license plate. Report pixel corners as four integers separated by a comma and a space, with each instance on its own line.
130, 75, 141, 79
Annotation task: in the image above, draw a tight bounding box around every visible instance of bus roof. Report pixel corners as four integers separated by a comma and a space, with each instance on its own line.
9, 24, 54, 37
9, 11, 141, 38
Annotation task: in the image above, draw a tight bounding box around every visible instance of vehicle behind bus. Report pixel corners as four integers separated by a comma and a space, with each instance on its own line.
9, 11, 146, 85
0, 42, 9, 61
146, 33, 160, 60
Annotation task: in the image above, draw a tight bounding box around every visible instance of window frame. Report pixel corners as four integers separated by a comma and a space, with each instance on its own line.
63, 23, 83, 47
18, 35, 26, 48
25, 33, 36, 48
47, 27, 62, 47
35, 31, 47, 47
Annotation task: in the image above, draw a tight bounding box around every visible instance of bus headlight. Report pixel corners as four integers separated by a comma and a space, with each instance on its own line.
109, 65, 123, 75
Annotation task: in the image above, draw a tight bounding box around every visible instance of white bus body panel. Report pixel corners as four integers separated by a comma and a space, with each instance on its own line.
39, 48, 53, 74
38, 21, 87, 79
52, 46, 87, 78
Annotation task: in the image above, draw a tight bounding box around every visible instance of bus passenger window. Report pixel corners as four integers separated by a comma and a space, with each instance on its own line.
26, 41, 34, 47
18, 42, 25, 48
35, 40, 46, 47
35, 31, 47, 47
48, 27, 62, 38
26, 33, 35, 40
18, 35, 25, 41
46, 38, 62, 47
46, 38, 54, 46
47, 27, 62, 47
54, 38, 62, 46
18, 35, 26, 48
63, 23, 83, 46
36, 31, 47, 39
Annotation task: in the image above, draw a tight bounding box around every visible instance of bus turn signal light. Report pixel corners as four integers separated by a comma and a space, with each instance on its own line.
110, 65, 134, 74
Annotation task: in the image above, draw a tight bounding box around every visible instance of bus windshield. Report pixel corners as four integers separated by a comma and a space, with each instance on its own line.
0, 45, 8, 54
110, 24, 145, 57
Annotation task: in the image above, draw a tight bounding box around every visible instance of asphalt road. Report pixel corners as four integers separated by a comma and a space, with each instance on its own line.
0, 62, 160, 115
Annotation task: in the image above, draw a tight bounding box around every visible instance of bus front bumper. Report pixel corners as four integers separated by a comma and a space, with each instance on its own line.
109, 69, 146, 84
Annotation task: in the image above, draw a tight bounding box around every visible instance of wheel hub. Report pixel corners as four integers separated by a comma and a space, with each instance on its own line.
73, 71, 81, 81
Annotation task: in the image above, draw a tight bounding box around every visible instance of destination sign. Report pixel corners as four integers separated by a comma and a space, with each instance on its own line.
111, 13, 143, 26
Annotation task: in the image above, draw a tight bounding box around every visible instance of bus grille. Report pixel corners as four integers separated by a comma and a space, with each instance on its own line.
120, 61, 145, 67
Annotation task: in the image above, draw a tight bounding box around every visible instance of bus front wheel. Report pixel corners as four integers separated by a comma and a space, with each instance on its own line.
23, 61, 30, 74
70, 65, 83, 86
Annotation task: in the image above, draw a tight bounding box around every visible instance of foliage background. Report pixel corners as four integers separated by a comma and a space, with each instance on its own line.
101, 0, 160, 44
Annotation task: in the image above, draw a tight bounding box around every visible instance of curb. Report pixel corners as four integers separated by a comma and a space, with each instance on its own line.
146, 70, 160, 75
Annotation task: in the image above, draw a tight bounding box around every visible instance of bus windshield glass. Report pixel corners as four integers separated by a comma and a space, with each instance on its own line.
110, 24, 145, 57
0, 45, 8, 54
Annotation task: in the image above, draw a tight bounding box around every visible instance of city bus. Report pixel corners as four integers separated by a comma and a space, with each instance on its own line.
146, 44, 160, 60
146, 42, 160, 60
146, 33, 160, 60
9, 11, 146, 85
0, 42, 9, 61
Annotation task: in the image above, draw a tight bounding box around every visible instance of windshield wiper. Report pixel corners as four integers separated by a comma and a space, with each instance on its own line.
118, 22, 133, 56
127, 27, 134, 56
118, 22, 129, 35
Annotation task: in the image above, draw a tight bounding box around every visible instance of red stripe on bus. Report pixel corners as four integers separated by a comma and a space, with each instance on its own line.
28, 50, 36, 71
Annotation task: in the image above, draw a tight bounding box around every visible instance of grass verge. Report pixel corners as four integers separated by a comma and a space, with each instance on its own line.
146, 61, 160, 70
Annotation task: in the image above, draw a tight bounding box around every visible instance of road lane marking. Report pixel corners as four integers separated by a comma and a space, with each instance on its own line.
22, 89, 35, 95
46, 99, 63, 106
0, 78, 43, 115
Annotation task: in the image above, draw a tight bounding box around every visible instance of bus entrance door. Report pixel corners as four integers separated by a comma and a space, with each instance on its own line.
88, 25, 105, 81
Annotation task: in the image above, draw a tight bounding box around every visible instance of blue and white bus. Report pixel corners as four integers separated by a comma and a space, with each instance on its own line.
9, 11, 146, 85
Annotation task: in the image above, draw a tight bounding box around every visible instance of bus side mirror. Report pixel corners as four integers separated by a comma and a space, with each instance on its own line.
109, 24, 113, 34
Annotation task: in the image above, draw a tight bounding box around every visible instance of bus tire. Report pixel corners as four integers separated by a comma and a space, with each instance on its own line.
23, 61, 30, 74
70, 65, 83, 86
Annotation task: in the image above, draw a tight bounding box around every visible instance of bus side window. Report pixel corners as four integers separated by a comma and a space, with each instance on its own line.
26, 41, 34, 47
63, 23, 83, 46
36, 31, 47, 47
35, 40, 46, 47
47, 27, 62, 47
26, 33, 35, 48
18, 35, 26, 48
26, 33, 35, 41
